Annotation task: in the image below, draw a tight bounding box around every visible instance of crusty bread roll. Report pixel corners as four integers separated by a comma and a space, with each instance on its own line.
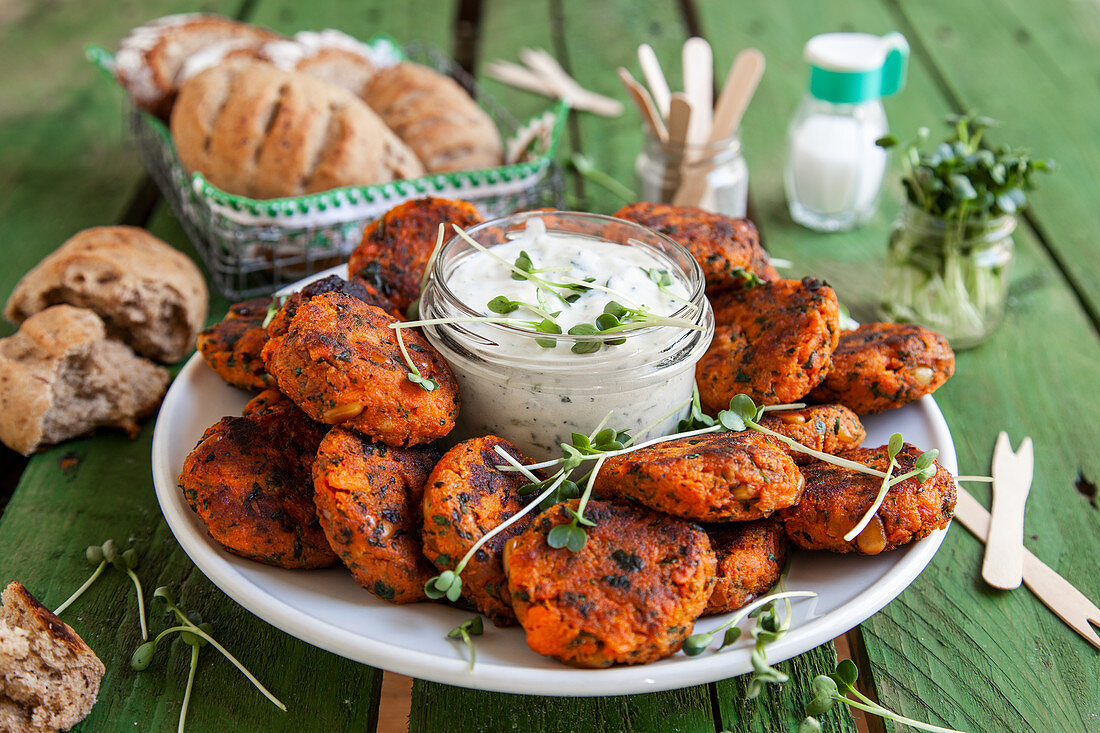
171, 61, 425, 199
0, 306, 168, 456
363, 62, 503, 173
0, 582, 105, 732
263, 30, 381, 97
4, 226, 208, 364
114, 13, 283, 118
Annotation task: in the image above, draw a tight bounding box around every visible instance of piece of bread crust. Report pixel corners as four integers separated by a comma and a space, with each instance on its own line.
263, 29, 383, 98
114, 13, 283, 118
0, 305, 169, 456
363, 63, 503, 173
171, 61, 425, 199
0, 582, 105, 733
4, 226, 208, 364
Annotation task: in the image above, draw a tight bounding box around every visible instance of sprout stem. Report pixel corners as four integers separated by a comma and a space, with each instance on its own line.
178, 644, 200, 733
164, 600, 286, 712
844, 456, 898, 542
126, 567, 148, 641
54, 561, 106, 616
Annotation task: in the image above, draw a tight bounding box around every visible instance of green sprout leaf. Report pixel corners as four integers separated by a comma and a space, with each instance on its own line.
487, 295, 520, 314
511, 250, 534, 281
681, 633, 712, 657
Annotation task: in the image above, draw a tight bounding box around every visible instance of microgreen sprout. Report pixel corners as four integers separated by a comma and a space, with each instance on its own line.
545, 456, 605, 552
800, 659, 965, 733
569, 152, 636, 202
407, 223, 448, 319
424, 460, 571, 603
447, 616, 484, 671
681, 589, 817, 658
729, 266, 762, 289
54, 539, 147, 641
132, 586, 286, 725
261, 294, 289, 329
642, 266, 698, 310
393, 324, 438, 391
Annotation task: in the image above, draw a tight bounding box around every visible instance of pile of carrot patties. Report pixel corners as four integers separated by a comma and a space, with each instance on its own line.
181, 199, 957, 668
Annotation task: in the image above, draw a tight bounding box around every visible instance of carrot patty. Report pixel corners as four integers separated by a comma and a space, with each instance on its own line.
313, 427, 439, 603
267, 274, 402, 337
594, 431, 804, 522
757, 404, 866, 464
196, 296, 275, 391
697, 277, 840, 412
502, 499, 716, 668
348, 197, 483, 314
808, 322, 955, 414
613, 202, 778, 291
420, 436, 539, 626
704, 517, 789, 615
261, 291, 458, 447
779, 444, 956, 555
178, 398, 336, 569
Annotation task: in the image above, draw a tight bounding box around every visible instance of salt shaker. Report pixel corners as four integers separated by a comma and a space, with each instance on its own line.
784, 32, 908, 232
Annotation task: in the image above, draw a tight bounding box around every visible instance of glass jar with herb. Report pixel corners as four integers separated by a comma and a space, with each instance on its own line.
877, 114, 1052, 349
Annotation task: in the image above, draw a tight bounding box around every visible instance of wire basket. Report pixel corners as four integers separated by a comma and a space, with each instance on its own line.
88, 41, 567, 299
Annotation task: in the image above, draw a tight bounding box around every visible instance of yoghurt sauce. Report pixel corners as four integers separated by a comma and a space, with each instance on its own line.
421, 215, 714, 458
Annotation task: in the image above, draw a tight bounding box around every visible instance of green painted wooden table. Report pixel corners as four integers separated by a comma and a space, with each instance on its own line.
1, 0, 1098, 730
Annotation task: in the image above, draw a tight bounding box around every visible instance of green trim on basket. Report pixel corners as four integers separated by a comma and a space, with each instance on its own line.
88, 43, 566, 220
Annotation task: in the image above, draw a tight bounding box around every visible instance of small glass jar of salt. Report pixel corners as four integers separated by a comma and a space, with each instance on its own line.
784, 32, 909, 232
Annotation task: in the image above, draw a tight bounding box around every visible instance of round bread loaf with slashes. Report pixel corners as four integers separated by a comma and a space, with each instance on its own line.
172, 60, 424, 199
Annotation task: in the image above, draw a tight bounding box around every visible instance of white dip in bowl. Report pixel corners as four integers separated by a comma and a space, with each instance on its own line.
418, 211, 714, 458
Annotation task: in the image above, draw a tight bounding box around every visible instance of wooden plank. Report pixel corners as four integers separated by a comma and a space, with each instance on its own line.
409, 685, 715, 733
887, 0, 1100, 326
716, 644, 856, 733
694, 0, 1100, 731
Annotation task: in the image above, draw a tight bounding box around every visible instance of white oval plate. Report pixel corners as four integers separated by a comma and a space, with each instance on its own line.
151, 281, 956, 697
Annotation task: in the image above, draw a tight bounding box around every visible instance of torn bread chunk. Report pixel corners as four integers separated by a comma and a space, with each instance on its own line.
0, 582, 105, 733
4, 226, 208, 364
0, 305, 169, 455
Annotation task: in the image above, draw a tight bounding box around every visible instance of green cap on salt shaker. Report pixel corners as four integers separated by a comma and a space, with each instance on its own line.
806, 32, 909, 104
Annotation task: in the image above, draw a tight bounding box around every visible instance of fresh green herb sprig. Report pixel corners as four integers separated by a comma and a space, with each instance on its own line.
682, 589, 816, 658
447, 616, 484, 671
261, 295, 289, 329
800, 659, 965, 733
132, 587, 285, 732
54, 539, 147, 641
569, 152, 636, 203
877, 113, 1053, 220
